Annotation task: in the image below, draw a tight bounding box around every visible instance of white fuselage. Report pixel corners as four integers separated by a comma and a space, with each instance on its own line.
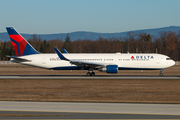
11, 53, 175, 70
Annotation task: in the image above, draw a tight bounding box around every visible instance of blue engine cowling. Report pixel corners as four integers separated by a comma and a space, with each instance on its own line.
98, 65, 118, 73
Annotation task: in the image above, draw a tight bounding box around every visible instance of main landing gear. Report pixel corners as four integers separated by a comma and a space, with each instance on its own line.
86, 68, 95, 76
86, 72, 95, 76
159, 69, 164, 76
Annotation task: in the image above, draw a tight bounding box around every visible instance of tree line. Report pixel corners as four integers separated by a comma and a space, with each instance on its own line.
0, 30, 180, 61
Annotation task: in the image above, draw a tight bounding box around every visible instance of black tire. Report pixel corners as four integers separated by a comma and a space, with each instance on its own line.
92, 72, 95, 76
159, 73, 163, 76
86, 72, 90, 76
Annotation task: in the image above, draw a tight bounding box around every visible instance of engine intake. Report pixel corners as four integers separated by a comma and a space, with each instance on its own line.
98, 65, 118, 73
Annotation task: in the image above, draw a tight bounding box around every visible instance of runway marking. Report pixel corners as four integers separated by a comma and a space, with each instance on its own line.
1, 103, 180, 115
1, 104, 180, 111
1, 75, 180, 79
0, 119, 173, 120
0, 109, 180, 117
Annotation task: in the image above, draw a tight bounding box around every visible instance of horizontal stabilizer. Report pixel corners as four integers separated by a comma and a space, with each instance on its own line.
6, 56, 31, 62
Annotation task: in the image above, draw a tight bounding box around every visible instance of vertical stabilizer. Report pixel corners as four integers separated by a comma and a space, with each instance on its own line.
6, 27, 39, 56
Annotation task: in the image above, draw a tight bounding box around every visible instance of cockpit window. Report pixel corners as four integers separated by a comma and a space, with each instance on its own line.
166, 58, 171, 60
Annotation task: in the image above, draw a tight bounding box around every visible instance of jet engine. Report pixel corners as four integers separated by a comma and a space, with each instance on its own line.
98, 65, 118, 73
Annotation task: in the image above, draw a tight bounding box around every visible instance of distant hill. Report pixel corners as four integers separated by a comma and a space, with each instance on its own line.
0, 26, 180, 42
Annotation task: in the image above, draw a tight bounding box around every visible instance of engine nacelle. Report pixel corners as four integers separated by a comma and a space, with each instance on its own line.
98, 65, 118, 73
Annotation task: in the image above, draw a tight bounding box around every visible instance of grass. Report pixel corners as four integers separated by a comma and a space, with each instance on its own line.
0, 65, 180, 103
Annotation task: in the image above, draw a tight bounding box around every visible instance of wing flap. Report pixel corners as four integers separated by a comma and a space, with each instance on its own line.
70, 60, 105, 68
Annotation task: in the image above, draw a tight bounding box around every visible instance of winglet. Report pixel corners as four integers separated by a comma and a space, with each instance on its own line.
54, 47, 69, 61
62, 48, 68, 54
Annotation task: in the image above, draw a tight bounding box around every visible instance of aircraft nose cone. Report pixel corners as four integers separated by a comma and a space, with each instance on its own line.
170, 60, 175, 66
172, 60, 175, 66
167, 60, 175, 67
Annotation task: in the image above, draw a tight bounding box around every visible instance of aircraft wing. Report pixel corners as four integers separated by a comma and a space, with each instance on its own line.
54, 48, 105, 69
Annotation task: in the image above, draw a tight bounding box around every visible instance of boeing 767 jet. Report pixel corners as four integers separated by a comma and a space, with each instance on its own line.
6, 27, 175, 76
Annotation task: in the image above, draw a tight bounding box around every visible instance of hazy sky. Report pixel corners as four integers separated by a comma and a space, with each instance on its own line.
0, 0, 180, 34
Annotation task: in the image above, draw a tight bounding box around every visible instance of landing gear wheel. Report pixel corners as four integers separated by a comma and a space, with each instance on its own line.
159, 69, 164, 76
86, 72, 95, 76
92, 72, 95, 76
86, 72, 91, 76
159, 73, 163, 76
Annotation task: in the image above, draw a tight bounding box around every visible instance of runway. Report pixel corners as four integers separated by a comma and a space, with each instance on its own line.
0, 101, 180, 119
0, 75, 180, 79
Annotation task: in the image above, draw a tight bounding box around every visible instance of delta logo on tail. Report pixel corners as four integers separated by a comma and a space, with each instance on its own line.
9, 34, 27, 57
6, 27, 39, 57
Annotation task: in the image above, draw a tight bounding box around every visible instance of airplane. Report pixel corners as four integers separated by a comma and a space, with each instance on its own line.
6, 27, 175, 76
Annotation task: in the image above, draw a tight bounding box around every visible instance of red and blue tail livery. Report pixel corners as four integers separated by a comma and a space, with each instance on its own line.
6, 27, 39, 56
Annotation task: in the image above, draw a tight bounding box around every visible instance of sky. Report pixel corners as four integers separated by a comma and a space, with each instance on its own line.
0, 0, 180, 34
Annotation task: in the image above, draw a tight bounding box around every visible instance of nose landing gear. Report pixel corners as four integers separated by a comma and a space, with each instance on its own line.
159, 69, 164, 76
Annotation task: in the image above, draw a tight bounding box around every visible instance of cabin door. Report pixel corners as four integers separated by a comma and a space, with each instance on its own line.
42, 57, 46, 64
